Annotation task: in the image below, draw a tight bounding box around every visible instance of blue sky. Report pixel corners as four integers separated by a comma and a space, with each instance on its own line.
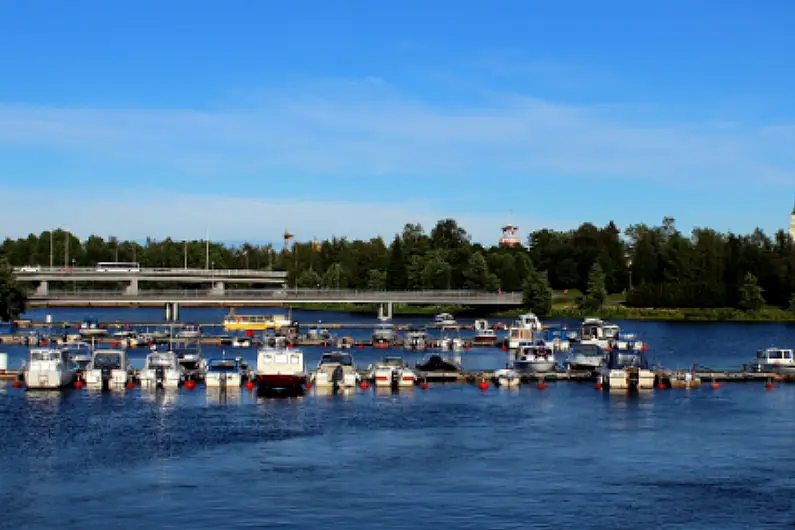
1, 0, 794, 244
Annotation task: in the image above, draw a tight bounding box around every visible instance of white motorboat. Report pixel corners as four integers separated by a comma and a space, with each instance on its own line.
60, 341, 93, 370
566, 343, 608, 371
84, 349, 132, 389
79, 317, 108, 338
205, 357, 243, 388
24, 348, 79, 389
336, 336, 354, 349
514, 341, 556, 373
403, 326, 428, 351
538, 325, 570, 352
112, 330, 141, 348
508, 313, 542, 349
434, 313, 457, 326
492, 368, 521, 387
367, 355, 417, 388
596, 350, 655, 392
172, 341, 204, 373
311, 352, 360, 389
439, 326, 464, 351
177, 323, 202, 339
751, 347, 795, 374
231, 336, 253, 348
255, 341, 305, 393
372, 323, 395, 350
138, 352, 185, 389
579, 318, 646, 351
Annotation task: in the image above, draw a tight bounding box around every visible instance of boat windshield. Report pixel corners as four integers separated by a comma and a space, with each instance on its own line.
571, 344, 604, 357
761, 349, 792, 360
93, 353, 123, 369
382, 356, 404, 366
209, 360, 238, 372
175, 348, 199, 358
31, 350, 61, 362
603, 325, 620, 338
147, 355, 174, 368
320, 354, 352, 366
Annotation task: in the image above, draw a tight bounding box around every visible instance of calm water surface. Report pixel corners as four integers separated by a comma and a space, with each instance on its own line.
2, 309, 795, 529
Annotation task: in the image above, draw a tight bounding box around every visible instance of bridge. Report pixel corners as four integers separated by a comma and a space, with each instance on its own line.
26, 288, 524, 308
14, 267, 288, 295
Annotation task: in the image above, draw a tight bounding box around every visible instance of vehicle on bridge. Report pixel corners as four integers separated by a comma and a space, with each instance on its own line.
95, 262, 141, 273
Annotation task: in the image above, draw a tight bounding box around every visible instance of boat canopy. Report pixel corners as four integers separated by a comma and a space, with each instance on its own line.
208, 358, 240, 372
605, 350, 648, 370
381, 356, 405, 366
30, 349, 64, 362
147, 353, 177, 368
757, 348, 793, 360
320, 353, 353, 366
570, 343, 605, 356
91, 351, 125, 369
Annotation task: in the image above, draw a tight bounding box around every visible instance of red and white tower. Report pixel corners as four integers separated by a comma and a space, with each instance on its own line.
499, 225, 521, 247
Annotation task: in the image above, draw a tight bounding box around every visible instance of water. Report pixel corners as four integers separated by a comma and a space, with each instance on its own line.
2, 309, 795, 529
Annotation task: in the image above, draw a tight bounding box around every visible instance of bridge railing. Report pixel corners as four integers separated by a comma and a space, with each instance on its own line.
30, 288, 522, 300
14, 267, 287, 277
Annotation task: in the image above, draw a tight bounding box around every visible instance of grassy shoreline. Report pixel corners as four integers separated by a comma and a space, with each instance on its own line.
290, 300, 795, 323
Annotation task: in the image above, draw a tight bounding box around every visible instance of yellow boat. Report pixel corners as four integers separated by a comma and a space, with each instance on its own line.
222, 308, 293, 331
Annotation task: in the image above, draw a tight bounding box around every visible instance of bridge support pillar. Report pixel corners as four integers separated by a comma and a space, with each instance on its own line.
378, 302, 393, 321
35, 281, 48, 296
125, 279, 139, 295
212, 281, 225, 295
164, 302, 179, 322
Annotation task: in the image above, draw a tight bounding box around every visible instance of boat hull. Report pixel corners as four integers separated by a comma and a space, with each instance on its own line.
515, 360, 556, 373
256, 373, 304, 390
599, 368, 655, 391
85, 368, 129, 388
372, 340, 391, 350
205, 373, 242, 388
24, 369, 76, 390
493, 369, 520, 387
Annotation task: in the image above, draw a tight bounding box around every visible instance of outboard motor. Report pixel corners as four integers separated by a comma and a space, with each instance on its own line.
391, 368, 400, 390
628, 368, 640, 393
155, 366, 165, 387
332, 365, 344, 392
101, 366, 112, 390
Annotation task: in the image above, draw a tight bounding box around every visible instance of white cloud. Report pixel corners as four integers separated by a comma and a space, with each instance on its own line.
0, 80, 793, 186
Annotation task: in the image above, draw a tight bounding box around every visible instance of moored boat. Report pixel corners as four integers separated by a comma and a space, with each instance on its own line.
473, 319, 497, 346
255, 340, 305, 393
138, 351, 184, 389
23, 348, 79, 389
668, 371, 702, 389
403, 326, 428, 351
222, 308, 292, 331
84, 349, 132, 389
439, 326, 464, 351
79, 317, 108, 338
60, 341, 93, 370
492, 368, 521, 387
177, 323, 201, 339
596, 350, 655, 392
416, 354, 462, 374
367, 355, 417, 388
205, 357, 243, 388
372, 323, 395, 350
508, 313, 542, 349
311, 352, 360, 389
566, 343, 608, 372
538, 325, 570, 352
750, 347, 795, 374
514, 341, 556, 373
433, 313, 457, 327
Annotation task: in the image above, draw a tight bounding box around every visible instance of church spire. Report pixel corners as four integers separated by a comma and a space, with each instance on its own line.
792, 194, 795, 215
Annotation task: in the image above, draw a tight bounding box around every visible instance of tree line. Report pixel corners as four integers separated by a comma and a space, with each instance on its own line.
2, 217, 795, 317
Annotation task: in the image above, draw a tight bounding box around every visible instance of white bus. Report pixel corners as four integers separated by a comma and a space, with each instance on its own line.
95, 262, 141, 273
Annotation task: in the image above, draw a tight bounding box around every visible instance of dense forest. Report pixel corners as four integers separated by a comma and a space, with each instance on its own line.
2, 217, 795, 311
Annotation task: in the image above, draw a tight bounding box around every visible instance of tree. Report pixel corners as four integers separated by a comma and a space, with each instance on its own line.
321, 263, 345, 289
366, 269, 387, 291
463, 252, 490, 290
522, 263, 553, 317
297, 267, 322, 288
738, 272, 765, 312
385, 236, 407, 290
580, 262, 607, 312
0, 259, 26, 321
421, 250, 452, 289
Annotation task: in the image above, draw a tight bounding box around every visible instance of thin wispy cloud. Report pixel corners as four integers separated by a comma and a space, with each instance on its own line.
1, 79, 793, 187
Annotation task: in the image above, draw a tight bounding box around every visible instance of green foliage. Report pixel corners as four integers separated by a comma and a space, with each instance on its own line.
522, 263, 553, 317
366, 269, 387, 291
385, 236, 406, 290
738, 272, 766, 312
297, 267, 322, 288
0, 258, 26, 321
580, 263, 607, 312
790, 295, 795, 313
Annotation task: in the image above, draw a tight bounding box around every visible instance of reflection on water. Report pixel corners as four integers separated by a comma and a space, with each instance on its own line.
139, 388, 181, 408
205, 387, 242, 406
311, 386, 358, 399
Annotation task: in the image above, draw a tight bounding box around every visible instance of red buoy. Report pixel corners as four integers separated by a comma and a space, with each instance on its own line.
111, 342, 119, 348
537, 382, 546, 390
766, 382, 774, 390
657, 383, 666, 389
125, 381, 135, 389
500, 345, 507, 351
641, 345, 649, 351
420, 382, 429, 390
185, 380, 196, 390
359, 381, 369, 389
287, 343, 293, 349
711, 381, 720, 389
594, 382, 603, 390
11, 380, 21, 388
358, 344, 364, 349
244, 380, 255, 390
304, 382, 313, 390
478, 380, 489, 391
74, 380, 84, 389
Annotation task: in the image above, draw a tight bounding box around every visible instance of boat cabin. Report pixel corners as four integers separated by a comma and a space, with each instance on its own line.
380, 356, 405, 367
405, 326, 427, 337
581, 318, 620, 340
474, 319, 489, 331
605, 350, 648, 370
569, 343, 605, 358
81, 317, 101, 330
257, 349, 304, 373
60, 341, 93, 363
29, 348, 72, 366
434, 313, 457, 325
146, 353, 179, 369
476, 329, 497, 338
261, 335, 290, 349
517, 341, 553, 357
516, 313, 541, 329
319, 352, 354, 367
756, 348, 794, 365
373, 323, 395, 339
89, 350, 127, 370
207, 358, 241, 373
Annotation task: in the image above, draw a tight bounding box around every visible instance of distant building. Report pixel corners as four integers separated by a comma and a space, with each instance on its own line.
499, 225, 522, 247
790, 196, 795, 240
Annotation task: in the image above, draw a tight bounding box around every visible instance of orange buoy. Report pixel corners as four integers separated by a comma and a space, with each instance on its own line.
420, 382, 429, 390
244, 380, 255, 390
185, 380, 196, 390
711, 381, 720, 389
537, 381, 546, 390
74, 380, 84, 389
304, 382, 313, 390
11, 380, 21, 388
594, 382, 603, 390
657, 383, 666, 389
478, 380, 489, 390
359, 381, 369, 389
125, 381, 135, 389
